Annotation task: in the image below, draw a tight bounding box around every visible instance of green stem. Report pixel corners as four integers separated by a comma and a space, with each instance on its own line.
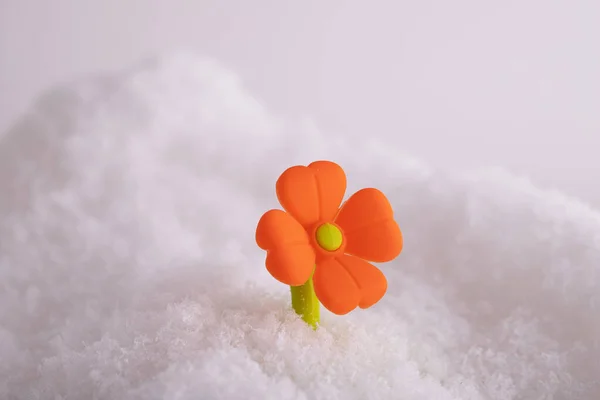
290, 274, 320, 329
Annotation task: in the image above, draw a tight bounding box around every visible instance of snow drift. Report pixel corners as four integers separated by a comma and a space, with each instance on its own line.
0, 53, 598, 400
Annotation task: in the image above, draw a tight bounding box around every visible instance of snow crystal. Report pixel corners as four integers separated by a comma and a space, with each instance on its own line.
0, 53, 597, 400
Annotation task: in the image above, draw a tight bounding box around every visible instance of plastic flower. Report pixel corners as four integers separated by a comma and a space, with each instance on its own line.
256, 160, 403, 317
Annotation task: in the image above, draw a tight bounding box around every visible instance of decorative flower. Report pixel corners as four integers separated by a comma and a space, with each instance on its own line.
256, 160, 403, 321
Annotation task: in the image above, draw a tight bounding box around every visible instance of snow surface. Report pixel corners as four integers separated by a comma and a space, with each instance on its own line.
0, 53, 598, 400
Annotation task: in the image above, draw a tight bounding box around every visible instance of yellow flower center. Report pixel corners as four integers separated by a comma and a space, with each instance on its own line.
315, 223, 343, 251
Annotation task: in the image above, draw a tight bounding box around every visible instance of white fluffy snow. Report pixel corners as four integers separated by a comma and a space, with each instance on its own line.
0, 53, 598, 400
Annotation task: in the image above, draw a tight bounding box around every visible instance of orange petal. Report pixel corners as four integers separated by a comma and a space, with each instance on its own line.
335, 255, 387, 309
276, 161, 347, 228
256, 209, 315, 286
266, 245, 315, 286
256, 209, 310, 250
335, 188, 403, 262
313, 257, 360, 315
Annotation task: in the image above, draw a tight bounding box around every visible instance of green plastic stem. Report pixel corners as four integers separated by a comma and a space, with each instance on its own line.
290, 274, 320, 329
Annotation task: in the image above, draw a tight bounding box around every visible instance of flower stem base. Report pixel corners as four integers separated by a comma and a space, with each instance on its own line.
290, 276, 320, 329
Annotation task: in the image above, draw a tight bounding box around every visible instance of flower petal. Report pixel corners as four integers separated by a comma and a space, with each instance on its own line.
335, 255, 387, 309
335, 188, 403, 262
256, 209, 309, 250
276, 161, 347, 228
265, 245, 315, 286
256, 209, 315, 286
313, 257, 360, 315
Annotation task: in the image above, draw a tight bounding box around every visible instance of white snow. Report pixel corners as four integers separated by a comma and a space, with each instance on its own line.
0, 53, 598, 400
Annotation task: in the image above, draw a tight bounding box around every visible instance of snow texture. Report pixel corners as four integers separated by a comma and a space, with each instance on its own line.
0, 53, 598, 400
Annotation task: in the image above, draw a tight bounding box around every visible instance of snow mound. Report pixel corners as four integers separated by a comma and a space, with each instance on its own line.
0, 53, 598, 400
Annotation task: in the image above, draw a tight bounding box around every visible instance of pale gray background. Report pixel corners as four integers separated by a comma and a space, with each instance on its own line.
1, 0, 599, 205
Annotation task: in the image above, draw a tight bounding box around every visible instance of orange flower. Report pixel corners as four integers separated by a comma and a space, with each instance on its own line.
256, 161, 403, 315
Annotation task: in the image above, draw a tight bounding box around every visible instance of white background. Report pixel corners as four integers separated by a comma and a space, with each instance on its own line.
1, 0, 599, 205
